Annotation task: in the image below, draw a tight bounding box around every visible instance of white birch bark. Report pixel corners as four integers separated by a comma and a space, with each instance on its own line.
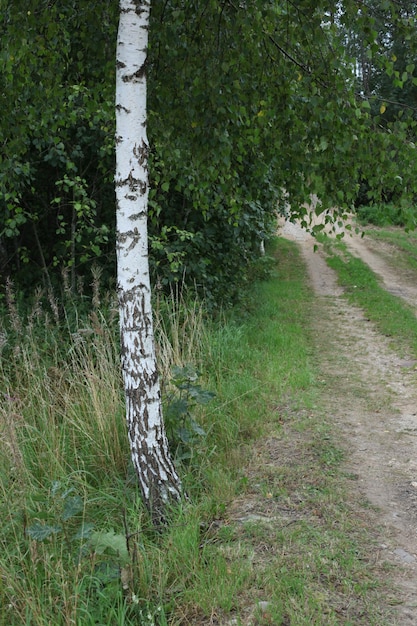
115, 0, 182, 523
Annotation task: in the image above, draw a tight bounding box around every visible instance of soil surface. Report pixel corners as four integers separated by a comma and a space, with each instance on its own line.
280, 219, 417, 624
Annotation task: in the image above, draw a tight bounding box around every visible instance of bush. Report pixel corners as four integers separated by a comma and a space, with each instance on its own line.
356, 203, 405, 227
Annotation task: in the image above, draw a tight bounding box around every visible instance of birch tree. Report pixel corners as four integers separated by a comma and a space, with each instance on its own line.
115, 0, 182, 524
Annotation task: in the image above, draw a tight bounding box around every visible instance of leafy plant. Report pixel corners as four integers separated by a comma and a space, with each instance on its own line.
165, 364, 215, 462
25, 481, 136, 596
26, 481, 94, 555
89, 529, 130, 566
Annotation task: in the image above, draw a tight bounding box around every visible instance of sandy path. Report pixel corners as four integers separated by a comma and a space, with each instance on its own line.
280, 219, 417, 625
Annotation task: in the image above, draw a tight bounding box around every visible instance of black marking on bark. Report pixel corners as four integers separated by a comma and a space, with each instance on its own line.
117, 231, 132, 246
116, 104, 130, 114
126, 228, 141, 252
128, 171, 139, 191
132, 0, 149, 16
122, 61, 147, 83
134, 139, 149, 166
125, 183, 147, 197
116, 60, 127, 70
131, 433, 182, 526
126, 171, 147, 195
142, 403, 150, 432
118, 286, 149, 308
116, 173, 147, 195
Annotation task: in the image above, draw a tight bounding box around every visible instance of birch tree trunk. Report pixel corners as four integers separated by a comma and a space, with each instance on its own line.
115, 0, 182, 524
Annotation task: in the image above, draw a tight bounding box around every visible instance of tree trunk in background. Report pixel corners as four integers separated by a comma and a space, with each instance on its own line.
115, 0, 182, 524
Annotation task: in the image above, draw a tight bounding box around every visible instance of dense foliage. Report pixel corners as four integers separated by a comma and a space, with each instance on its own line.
0, 1, 117, 293
345, 0, 417, 212
1, 0, 417, 303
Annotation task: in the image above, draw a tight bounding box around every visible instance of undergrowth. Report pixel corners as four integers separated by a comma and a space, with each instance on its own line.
356, 203, 405, 227
0, 241, 392, 624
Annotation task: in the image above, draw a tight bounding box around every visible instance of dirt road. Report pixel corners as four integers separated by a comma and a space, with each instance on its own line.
281, 220, 417, 624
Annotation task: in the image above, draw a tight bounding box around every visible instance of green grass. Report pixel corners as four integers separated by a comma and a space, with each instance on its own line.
0, 241, 393, 625
364, 226, 417, 272
324, 243, 417, 356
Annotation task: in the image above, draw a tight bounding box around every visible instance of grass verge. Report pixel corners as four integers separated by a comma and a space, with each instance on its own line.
323, 239, 417, 357
0, 240, 391, 624
363, 226, 417, 273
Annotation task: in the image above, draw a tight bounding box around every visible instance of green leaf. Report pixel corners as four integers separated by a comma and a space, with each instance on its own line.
166, 398, 189, 419
72, 522, 95, 541
189, 419, 206, 436
51, 480, 62, 497
62, 495, 84, 521
189, 387, 216, 404
172, 364, 199, 383
318, 138, 328, 151
89, 530, 130, 565
177, 426, 193, 443
27, 522, 62, 541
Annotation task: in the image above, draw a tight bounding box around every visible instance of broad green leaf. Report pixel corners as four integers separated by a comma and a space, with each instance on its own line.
189, 419, 206, 436
89, 530, 129, 564
189, 387, 216, 404
62, 495, 84, 521
27, 523, 62, 541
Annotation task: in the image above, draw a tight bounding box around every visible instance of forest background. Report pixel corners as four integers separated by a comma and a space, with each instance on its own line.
2, 0, 417, 307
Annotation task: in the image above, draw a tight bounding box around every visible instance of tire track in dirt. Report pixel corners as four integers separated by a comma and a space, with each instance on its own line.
280, 219, 417, 625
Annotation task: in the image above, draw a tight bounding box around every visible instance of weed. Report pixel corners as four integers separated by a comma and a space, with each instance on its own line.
164, 364, 215, 462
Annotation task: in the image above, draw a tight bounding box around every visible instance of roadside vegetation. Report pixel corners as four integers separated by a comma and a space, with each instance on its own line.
1, 239, 397, 625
